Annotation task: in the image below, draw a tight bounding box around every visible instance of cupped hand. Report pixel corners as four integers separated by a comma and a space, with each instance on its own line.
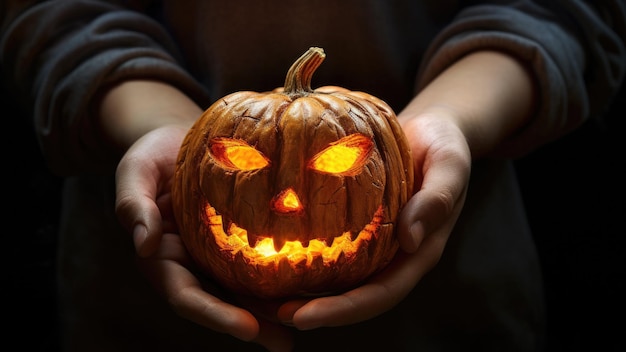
276, 110, 471, 330
114, 125, 295, 352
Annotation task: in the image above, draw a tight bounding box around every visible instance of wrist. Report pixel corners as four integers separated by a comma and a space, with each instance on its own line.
98, 80, 203, 152
400, 50, 537, 158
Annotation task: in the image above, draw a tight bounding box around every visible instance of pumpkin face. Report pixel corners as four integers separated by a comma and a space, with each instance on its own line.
172, 47, 413, 299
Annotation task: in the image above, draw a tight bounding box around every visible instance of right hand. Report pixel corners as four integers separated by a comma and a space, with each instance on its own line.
114, 125, 295, 352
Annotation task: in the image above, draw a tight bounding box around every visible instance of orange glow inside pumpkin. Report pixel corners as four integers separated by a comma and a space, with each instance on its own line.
281, 189, 300, 209
204, 133, 381, 266
273, 188, 302, 213
204, 204, 383, 266
210, 137, 269, 170
309, 134, 373, 175
210, 134, 373, 176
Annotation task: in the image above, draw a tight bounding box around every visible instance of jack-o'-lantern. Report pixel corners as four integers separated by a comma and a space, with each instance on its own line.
172, 47, 413, 299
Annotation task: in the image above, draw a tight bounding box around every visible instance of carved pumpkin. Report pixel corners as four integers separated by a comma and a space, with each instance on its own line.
172, 47, 413, 299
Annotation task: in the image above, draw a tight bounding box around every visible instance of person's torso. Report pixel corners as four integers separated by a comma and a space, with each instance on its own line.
159, 0, 460, 111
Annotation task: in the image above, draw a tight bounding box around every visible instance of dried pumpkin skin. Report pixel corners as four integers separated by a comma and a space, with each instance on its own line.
172, 47, 414, 299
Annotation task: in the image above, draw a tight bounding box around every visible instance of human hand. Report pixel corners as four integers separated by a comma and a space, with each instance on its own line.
275, 109, 471, 329
114, 125, 295, 352
274, 50, 537, 330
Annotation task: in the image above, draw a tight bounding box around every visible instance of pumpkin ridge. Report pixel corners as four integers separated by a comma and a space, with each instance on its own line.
172, 47, 413, 299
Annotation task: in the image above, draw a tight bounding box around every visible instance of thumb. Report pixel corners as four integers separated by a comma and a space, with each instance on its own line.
115, 148, 164, 257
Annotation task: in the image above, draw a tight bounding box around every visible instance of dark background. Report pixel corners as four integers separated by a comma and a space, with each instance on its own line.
5, 82, 625, 351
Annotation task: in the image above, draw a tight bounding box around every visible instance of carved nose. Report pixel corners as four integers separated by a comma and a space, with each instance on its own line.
272, 188, 302, 214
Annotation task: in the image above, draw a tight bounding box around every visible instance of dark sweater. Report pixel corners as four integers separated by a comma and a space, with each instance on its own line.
2, 0, 624, 174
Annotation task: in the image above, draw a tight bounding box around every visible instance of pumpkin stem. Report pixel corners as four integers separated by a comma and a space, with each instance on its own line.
283, 47, 325, 97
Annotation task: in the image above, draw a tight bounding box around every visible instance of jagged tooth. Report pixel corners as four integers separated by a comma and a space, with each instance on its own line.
223, 219, 233, 234
350, 229, 359, 241
273, 236, 287, 253
309, 253, 324, 272
300, 237, 310, 248
247, 232, 263, 248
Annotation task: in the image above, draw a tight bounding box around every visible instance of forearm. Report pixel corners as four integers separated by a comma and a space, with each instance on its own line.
399, 50, 537, 159
98, 80, 203, 154
0, 1, 209, 175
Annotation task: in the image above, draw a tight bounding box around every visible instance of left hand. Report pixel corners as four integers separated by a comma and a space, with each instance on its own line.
275, 50, 536, 330
276, 109, 471, 329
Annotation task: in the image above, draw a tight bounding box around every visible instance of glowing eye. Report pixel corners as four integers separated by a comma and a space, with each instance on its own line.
309, 133, 373, 175
210, 137, 269, 171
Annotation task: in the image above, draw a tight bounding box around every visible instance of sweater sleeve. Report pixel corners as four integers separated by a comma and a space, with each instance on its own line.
416, 0, 626, 157
0, 0, 210, 175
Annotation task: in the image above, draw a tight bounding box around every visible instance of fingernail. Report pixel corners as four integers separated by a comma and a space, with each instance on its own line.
281, 320, 295, 327
132, 224, 147, 254
409, 221, 424, 252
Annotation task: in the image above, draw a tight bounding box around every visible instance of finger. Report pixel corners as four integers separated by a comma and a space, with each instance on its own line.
236, 295, 286, 324
289, 233, 447, 330
397, 146, 470, 253
277, 299, 310, 326
156, 192, 179, 234
114, 127, 184, 257
115, 147, 163, 257
170, 285, 260, 342
253, 319, 295, 352
138, 254, 261, 342
397, 186, 463, 254
235, 293, 296, 351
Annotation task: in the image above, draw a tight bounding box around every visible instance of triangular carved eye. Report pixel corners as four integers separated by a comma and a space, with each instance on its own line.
210, 137, 270, 171
309, 133, 373, 176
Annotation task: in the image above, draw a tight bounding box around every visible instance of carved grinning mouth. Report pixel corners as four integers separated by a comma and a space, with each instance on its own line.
203, 203, 384, 266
